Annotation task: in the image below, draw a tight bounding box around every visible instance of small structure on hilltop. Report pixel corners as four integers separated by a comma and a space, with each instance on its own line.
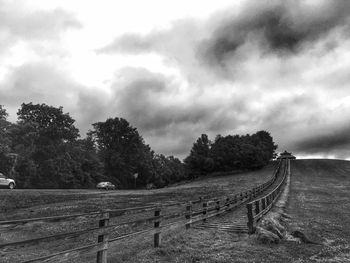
277, 150, 296, 160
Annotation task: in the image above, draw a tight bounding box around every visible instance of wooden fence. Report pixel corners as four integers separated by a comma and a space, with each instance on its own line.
0, 161, 282, 263
246, 159, 289, 234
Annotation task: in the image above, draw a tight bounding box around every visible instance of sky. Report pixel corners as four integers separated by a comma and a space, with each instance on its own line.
1, 0, 350, 160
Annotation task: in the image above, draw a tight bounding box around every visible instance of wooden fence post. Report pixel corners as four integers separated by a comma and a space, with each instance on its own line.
185, 202, 192, 229
262, 197, 266, 210
203, 201, 208, 222
154, 207, 161, 247
96, 212, 109, 263
254, 200, 260, 215
246, 203, 254, 234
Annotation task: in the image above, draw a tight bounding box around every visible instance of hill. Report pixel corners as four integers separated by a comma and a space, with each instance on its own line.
0, 163, 277, 263
2, 159, 349, 263
114, 159, 350, 263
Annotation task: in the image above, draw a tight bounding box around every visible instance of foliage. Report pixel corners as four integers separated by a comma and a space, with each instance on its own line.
6, 103, 103, 188
17, 103, 79, 142
184, 134, 214, 177
0, 105, 13, 174
89, 117, 155, 188
0, 103, 277, 189
152, 154, 187, 187
185, 131, 277, 177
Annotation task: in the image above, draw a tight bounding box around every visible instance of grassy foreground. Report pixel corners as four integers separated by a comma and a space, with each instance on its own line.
0, 164, 275, 262
111, 159, 350, 263
2, 159, 349, 262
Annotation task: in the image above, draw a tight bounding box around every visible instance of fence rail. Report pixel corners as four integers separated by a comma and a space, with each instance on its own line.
0, 161, 282, 263
246, 159, 290, 234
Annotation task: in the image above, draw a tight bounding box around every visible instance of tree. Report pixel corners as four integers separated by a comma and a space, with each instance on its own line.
11, 103, 101, 188
184, 134, 214, 177
0, 105, 13, 174
151, 154, 187, 187
17, 103, 79, 143
89, 117, 155, 188
253, 130, 278, 162
210, 135, 242, 171
185, 131, 278, 177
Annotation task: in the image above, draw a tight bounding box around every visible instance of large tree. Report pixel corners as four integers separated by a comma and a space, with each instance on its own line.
17, 103, 79, 142
185, 131, 278, 177
184, 134, 214, 177
152, 154, 187, 187
89, 117, 155, 188
12, 103, 102, 188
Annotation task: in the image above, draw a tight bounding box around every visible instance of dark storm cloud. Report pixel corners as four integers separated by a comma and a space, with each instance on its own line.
201, 0, 350, 66
294, 125, 350, 155
70, 67, 248, 156
116, 80, 208, 131
111, 68, 236, 134
99, 0, 350, 72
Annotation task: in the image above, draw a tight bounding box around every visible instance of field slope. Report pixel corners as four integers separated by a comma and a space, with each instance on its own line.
1, 159, 350, 263
116, 159, 350, 263
0, 164, 276, 263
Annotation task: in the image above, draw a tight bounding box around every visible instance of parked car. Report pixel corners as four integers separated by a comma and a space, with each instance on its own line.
0, 173, 16, 189
96, 181, 116, 190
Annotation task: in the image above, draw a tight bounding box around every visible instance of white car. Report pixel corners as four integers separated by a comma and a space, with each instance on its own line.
96, 181, 116, 190
0, 173, 16, 189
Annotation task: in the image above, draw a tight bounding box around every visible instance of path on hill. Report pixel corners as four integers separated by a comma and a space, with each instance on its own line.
193, 160, 287, 234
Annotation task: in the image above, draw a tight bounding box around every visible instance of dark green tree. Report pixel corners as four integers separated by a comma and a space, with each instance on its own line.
184, 134, 214, 177
11, 103, 102, 188
185, 131, 277, 177
17, 103, 79, 142
151, 154, 187, 187
89, 117, 155, 188
0, 105, 13, 174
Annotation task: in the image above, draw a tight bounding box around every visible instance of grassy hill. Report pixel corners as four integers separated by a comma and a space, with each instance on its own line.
1, 159, 350, 262
0, 163, 277, 262
114, 159, 350, 263
285, 159, 350, 263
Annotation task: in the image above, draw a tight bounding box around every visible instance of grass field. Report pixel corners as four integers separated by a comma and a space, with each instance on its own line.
114, 159, 350, 263
0, 164, 275, 262
2, 159, 349, 263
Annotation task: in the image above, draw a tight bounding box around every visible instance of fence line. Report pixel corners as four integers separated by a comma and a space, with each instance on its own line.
0, 161, 282, 263
246, 159, 290, 234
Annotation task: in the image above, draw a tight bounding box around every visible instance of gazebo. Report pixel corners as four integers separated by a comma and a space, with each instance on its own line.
277, 150, 296, 160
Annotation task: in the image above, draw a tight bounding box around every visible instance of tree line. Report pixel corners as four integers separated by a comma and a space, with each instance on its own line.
0, 103, 277, 189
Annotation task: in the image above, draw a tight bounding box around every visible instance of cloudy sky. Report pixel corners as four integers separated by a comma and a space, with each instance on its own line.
1, 0, 350, 160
